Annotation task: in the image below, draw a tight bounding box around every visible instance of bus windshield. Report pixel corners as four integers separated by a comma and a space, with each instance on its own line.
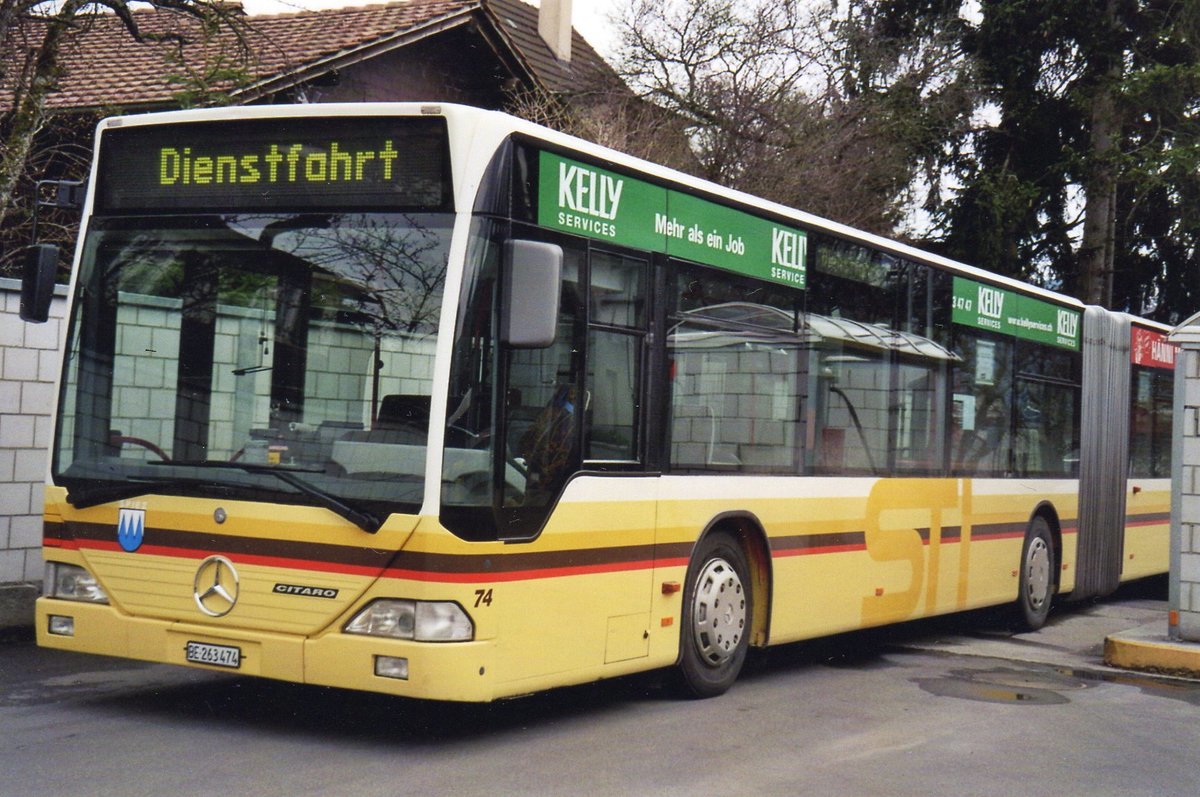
54, 212, 451, 527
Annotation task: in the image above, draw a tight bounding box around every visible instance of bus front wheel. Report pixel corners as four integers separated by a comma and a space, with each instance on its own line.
676, 532, 751, 698
1016, 516, 1056, 631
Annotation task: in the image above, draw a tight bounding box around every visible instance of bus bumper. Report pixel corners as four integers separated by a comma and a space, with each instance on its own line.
35, 597, 497, 702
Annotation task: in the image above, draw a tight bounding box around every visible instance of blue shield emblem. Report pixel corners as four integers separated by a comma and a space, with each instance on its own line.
117, 508, 145, 552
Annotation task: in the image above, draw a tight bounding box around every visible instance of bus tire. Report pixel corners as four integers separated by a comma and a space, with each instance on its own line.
676, 532, 751, 698
1015, 516, 1055, 631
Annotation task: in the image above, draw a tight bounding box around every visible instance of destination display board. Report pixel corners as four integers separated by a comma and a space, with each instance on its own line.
537, 151, 808, 289
96, 117, 452, 213
952, 276, 1081, 351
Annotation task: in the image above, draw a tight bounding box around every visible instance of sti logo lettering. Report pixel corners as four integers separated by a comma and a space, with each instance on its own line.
558, 163, 624, 220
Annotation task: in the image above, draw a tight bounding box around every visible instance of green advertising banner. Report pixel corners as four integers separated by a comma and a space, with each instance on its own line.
952, 276, 1080, 351
538, 151, 807, 288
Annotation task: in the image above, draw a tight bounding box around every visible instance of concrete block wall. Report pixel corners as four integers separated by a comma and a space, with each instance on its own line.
1176, 346, 1200, 641
671, 342, 802, 470
0, 278, 66, 629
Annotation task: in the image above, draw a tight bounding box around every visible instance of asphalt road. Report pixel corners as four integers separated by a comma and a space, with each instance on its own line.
2, 580, 1197, 797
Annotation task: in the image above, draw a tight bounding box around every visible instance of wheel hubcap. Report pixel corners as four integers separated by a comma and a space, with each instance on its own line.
1025, 537, 1051, 610
691, 557, 746, 665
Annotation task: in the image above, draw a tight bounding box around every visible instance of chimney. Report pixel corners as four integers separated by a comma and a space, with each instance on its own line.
538, 0, 573, 63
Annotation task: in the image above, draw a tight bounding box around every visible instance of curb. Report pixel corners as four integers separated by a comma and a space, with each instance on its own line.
1104, 623, 1200, 679
0, 582, 38, 635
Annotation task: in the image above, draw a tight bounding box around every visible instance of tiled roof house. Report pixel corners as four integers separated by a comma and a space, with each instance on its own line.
1, 0, 618, 113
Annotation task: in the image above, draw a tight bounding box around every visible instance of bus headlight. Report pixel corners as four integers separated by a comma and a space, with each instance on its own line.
45, 562, 109, 603
414, 601, 475, 641
345, 599, 473, 642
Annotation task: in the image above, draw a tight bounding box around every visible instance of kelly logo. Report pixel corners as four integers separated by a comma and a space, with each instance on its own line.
1057, 309, 1079, 340
117, 507, 145, 553
978, 286, 1005, 319
771, 227, 806, 270
559, 163, 623, 220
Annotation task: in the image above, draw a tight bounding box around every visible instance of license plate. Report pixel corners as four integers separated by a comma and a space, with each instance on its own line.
185, 641, 241, 669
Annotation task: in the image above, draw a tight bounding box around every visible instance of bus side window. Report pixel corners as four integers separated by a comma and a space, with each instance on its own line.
666, 262, 805, 474
585, 250, 647, 465
950, 333, 1014, 476
504, 242, 586, 508
1012, 340, 1081, 477
1130, 366, 1174, 478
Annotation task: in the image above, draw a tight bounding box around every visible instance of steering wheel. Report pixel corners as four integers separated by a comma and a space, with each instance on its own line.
109, 434, 170, 462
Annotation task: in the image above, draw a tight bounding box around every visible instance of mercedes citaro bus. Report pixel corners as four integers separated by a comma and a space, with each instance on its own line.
22, 103, 1173, 701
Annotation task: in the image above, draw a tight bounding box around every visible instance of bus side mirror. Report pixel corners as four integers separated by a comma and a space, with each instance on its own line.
502, 239, 562, 349
20, 244, 59, 323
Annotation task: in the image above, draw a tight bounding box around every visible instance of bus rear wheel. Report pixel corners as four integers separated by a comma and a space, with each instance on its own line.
1015, 516, 1055, 631
676, 532, 751, 698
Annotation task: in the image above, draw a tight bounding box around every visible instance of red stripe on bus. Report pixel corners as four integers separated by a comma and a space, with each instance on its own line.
772, 544, 865, 557
45, 535, 677, 583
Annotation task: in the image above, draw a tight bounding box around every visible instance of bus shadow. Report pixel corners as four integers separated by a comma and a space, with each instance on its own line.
739, 607, 1003, 682
741, 574, 1167, 682
82, 667, 666, 745
76, 615, 965, 744
81, 577, 1168, 743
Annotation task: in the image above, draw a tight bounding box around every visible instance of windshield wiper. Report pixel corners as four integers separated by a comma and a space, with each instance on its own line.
256, 466, 383, 533
152, 461, 384, 533
65, 478, 181, 510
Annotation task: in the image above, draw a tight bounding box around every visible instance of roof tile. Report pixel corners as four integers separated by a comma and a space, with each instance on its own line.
1, 0, 613, 112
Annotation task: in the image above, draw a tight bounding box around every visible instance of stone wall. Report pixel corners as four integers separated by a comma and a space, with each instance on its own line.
0, 278, 66, 629
1170, 335, 1200, 641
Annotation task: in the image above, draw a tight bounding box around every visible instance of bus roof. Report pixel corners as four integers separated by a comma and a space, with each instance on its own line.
98, 102, 1086, 311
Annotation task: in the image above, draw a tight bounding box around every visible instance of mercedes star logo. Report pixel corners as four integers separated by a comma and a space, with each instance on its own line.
193, 555, 240, 617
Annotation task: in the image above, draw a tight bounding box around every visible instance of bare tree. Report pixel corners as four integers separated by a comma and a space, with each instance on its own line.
0, 109, 96, 276
616, 0, 817, 185
1, 0, 249, 263
507, 78, 699, 176
597, 0, 971, 236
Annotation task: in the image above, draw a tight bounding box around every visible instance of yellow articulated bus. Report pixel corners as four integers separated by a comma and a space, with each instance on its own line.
22, 103, 1174, 701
